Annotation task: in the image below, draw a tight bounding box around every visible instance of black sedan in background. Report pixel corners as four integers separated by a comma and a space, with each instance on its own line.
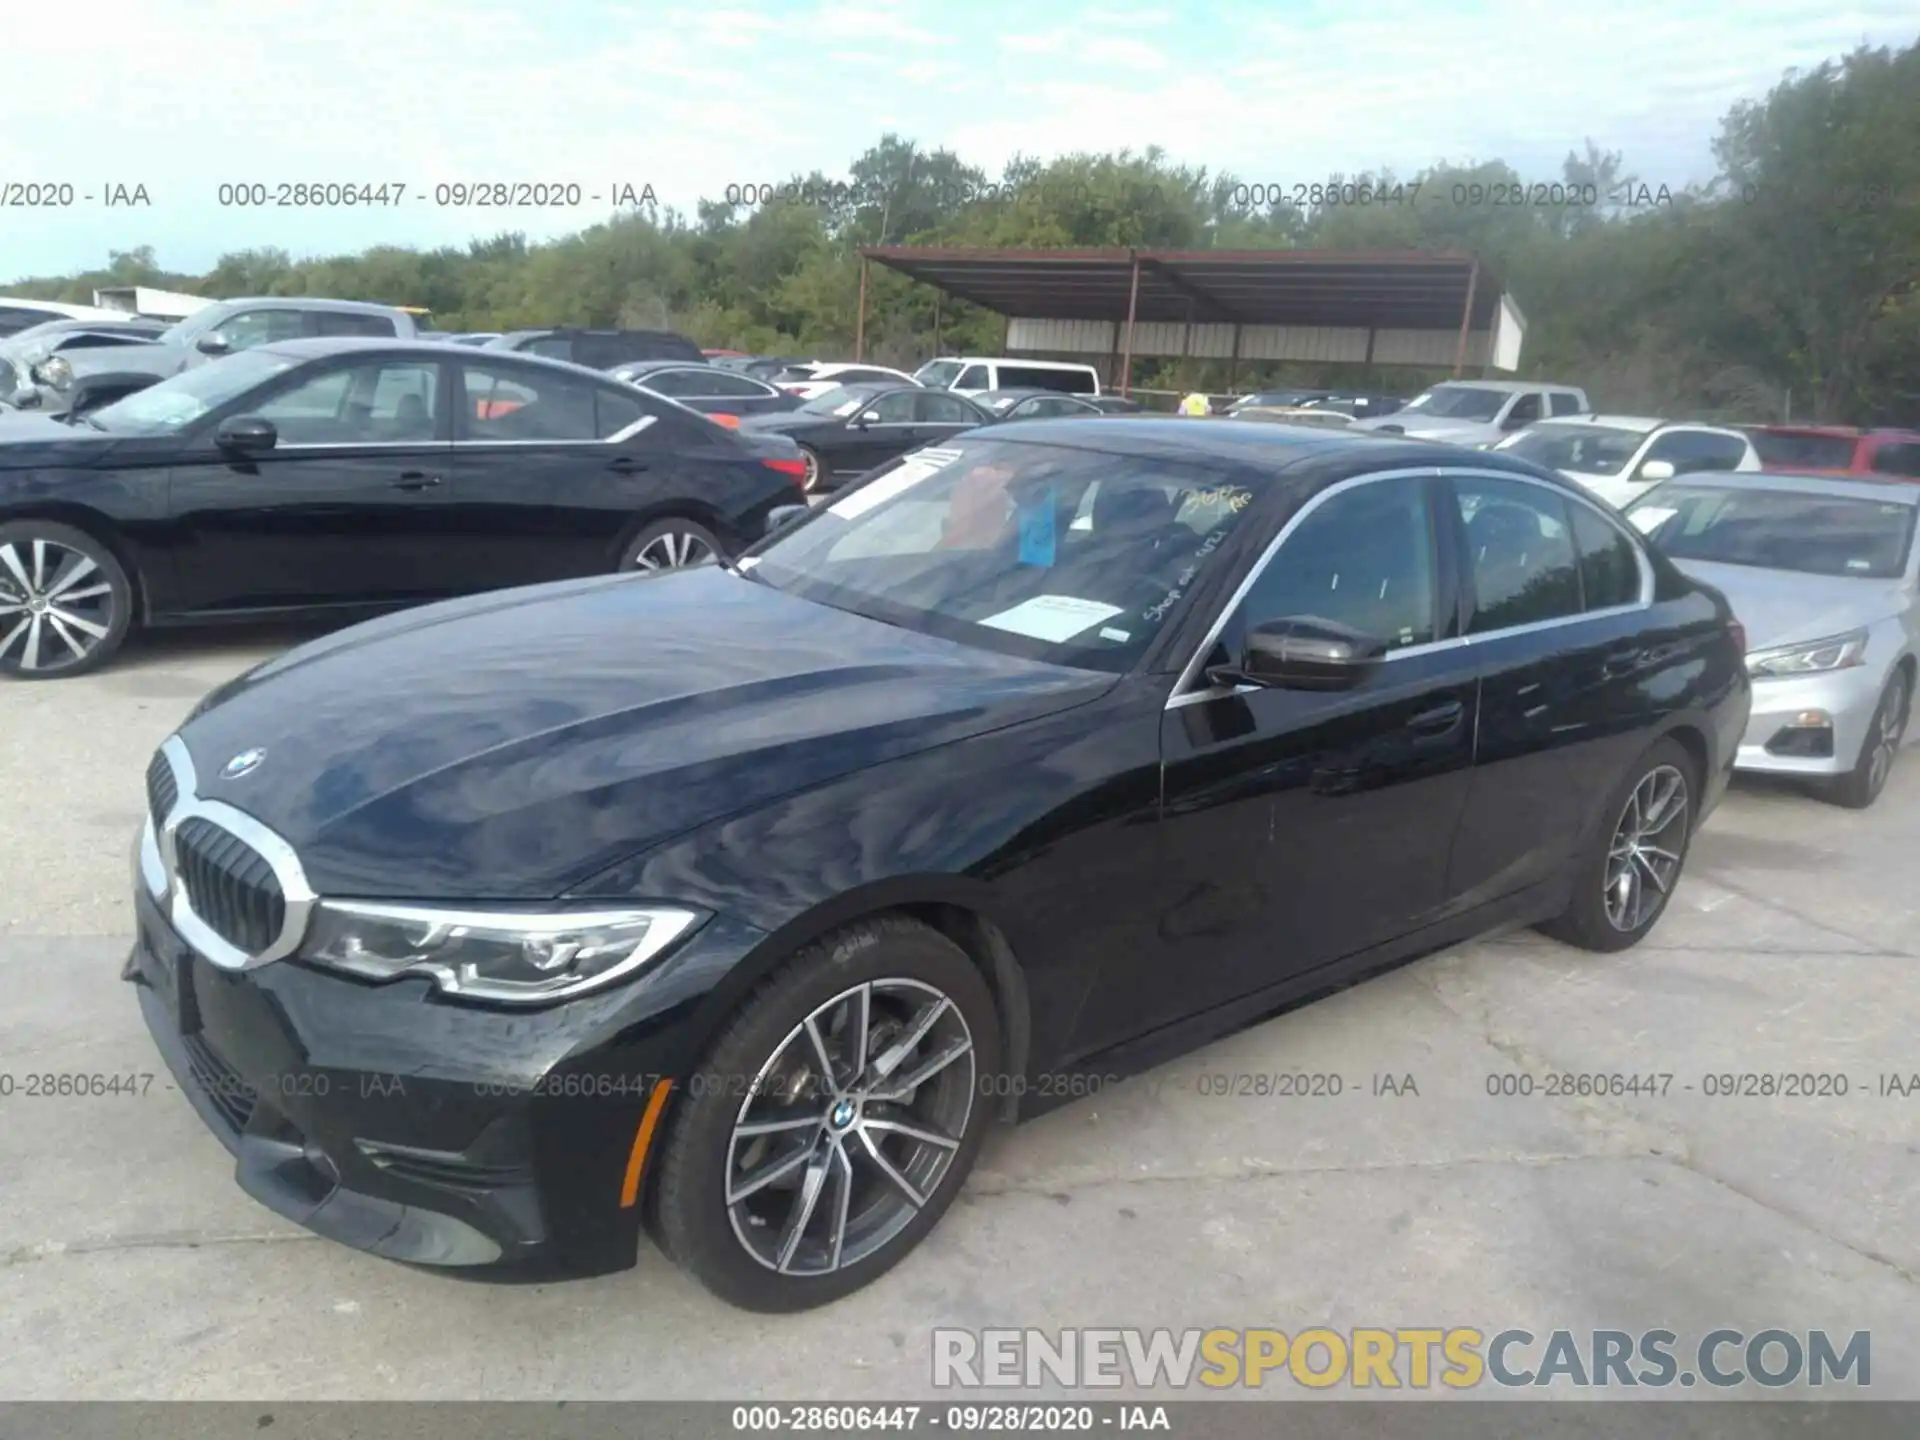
127, 420, 1748, 1311
610, 360, 803, 420
0, 338, 807, 678
975, 388, 1106, 421
736, 382, 989, 493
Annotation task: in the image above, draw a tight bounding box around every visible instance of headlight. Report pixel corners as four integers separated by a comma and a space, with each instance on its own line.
1745, 629, 1869, 678
34, 355, 73, 390
301, 901, 704, 1004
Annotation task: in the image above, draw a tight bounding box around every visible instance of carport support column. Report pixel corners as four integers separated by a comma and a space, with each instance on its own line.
1119, 251, 1140, 399
855, 255, 870, 362
1226, 324, 1242, 391
1452, 262, 1480, 378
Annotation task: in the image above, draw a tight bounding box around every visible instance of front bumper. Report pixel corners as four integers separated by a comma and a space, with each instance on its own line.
1734, 664, 1885, 777
126, 881, 765, 1275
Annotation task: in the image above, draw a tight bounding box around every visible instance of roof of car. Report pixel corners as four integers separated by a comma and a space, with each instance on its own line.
1741, 424, 1920, 441
975, 415, 1580, 490
207, 296, 409, 316
1542, 414, 1664, 431
613, 358, 714, 374
1654, 470, 1920, 504
1432, 379, 1584, 393
253, 338, 625, 381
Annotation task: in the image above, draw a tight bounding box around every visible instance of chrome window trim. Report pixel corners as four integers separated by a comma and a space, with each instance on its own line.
447, 413, 657, 448
1164, 465, 1657, 711
142, 735, 317, 972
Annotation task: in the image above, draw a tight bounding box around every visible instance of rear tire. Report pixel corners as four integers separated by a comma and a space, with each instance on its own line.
619, 518, 722, 573
651, 917, 1001, 1312
798, 446, 829, 495
1538, 737, 1697, 953
0, 519, 134, 679
1820, 669, 1909, 810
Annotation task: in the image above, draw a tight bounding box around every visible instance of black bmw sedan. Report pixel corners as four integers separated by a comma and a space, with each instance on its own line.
736, 382, 989, 494
0, 338, 808, 678
126, 420, 1749, 1311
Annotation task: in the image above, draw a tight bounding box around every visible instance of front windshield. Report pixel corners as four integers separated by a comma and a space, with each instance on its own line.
1497, 423, 1644, 475
1400, 385, 1507, 421
914, 360, 963, 389
1627, 484, 1915, 579
748, 438, 1264, 672
88, 349, 298, 434
799, 385, 870, 417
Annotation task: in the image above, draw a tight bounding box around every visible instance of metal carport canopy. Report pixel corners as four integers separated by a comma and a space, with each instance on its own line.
854, 245, 1524, 382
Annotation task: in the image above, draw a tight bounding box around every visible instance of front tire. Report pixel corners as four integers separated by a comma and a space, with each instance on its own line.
619, 518, 722, 573
0, 520, 133, 679
651, 917, 1001, 1312
798, 446, 830, 495
1539, 737, 1696, 953
1821, 668, 1909, 810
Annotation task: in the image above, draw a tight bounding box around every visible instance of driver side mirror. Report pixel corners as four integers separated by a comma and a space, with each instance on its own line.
1214, 617, 1388, 692
195, 333, 233, 357
765, 503, 809, 535
215, 415, 278, 452
1636, 459, 1676, 483
853, 410, 880, 428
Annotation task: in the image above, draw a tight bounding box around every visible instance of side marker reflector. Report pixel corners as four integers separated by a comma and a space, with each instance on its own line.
620, 1078, 675, 1209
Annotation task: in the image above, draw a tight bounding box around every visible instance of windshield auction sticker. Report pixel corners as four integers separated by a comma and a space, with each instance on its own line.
979, 595, 1126, 643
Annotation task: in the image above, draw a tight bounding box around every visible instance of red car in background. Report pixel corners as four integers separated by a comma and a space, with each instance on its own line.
1743, 425, 1920, 480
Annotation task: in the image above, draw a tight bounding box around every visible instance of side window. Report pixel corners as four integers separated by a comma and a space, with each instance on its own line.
1643, 429, 1748, 474
1454, 477, 1582, 632
1568, 502, 1644, 610
699, 370, 775, 398
954, 365, 990, 389
863, 390, 918, 423
212, 309, 307, 352
916, 391, 979, 424
1238, 480, 1437, 650
311, 311, 398, 338
524, 336, 574, 362
1870, 443, 1920, 479
594, 385, 656, 439
460, 363, 598, 440
837, 368, 898, 385
1549, 392, 1583, 417
0, 306, 57, 337
254, 361, 438, 444
1503, 392, 1543, 428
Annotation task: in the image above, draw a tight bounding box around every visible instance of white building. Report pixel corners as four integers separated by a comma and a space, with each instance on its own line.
91, 286, 214, 321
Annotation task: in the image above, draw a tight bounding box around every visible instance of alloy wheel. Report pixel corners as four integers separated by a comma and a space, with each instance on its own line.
1604, 764, 1689, 933
632, 530, 715, 571
726, 978, 976, 1276
1866, 677, 1909, 799
800, 448, 824, 494
0, 537, 117, 674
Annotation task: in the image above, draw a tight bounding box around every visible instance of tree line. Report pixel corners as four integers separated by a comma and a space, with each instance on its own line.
8, 40, 1915, 425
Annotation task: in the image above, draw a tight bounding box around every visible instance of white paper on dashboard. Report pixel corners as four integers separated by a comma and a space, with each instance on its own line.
978, 595, 1125, 642
828, 448, 966, 521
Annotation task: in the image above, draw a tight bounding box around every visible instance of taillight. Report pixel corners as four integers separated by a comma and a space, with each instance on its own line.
708, 411, 742, 429
763, 457, 808, 481
1729, 617, 1747, 654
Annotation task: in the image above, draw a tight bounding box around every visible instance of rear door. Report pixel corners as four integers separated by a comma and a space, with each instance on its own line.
163, 355, 457, 613
914, 388, 986, 440
1441, 470, 1662, 907
832, 389, 922, 478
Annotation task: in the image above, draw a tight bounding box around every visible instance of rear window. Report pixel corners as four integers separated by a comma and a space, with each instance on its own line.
997, 365, 1096, 396
1748, 431, 1859, 470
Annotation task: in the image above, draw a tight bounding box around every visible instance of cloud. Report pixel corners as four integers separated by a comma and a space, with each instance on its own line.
2, 0, 1914, 280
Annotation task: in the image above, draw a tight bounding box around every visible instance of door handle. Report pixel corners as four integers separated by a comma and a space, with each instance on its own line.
1603, 647, 1645, 677
389, 472, 443, 490
1406, 700, 1465, 735
608, 455, 649, 474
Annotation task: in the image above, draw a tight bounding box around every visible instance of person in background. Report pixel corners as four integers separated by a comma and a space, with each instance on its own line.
1178, 391, 1212, 416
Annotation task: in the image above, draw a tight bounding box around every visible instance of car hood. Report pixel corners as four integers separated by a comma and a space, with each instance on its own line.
1670, 559, 1906, 651
0, 410, 120, 466
63, 344, 185, 380
737, 411, 836, 435
177, 566, 1113, 898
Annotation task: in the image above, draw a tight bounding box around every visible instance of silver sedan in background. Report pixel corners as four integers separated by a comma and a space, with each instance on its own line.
1624, 472, 1919, 807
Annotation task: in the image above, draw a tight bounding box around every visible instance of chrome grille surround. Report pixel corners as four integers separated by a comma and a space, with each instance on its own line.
137, 734, 316, 971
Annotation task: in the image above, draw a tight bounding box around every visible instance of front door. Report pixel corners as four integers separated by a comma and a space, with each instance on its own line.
1103, 473, 1481, 1041
163, 356, 456, 615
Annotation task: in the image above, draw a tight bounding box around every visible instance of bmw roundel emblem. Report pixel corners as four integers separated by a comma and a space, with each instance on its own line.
222, 747, 268, 780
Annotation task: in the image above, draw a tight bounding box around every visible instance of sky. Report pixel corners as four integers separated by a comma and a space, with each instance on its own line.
3, 0, 1915, 284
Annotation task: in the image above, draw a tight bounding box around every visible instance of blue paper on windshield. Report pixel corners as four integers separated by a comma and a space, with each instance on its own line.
1018, 486, 1057, 566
